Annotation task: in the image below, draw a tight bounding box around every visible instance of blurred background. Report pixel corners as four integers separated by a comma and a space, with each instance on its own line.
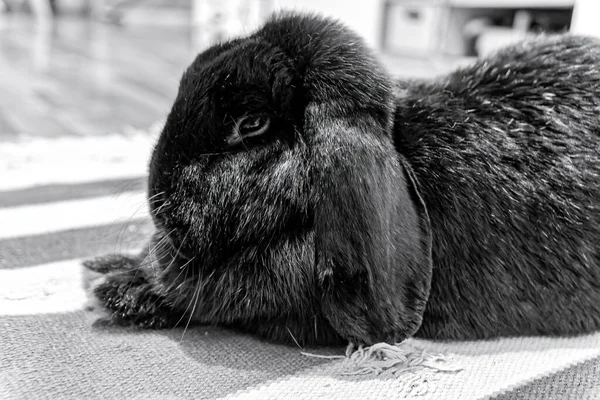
0, 0, 596, 141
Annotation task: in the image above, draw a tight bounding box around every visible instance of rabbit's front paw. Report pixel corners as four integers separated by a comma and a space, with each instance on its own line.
82, 255, 182, 329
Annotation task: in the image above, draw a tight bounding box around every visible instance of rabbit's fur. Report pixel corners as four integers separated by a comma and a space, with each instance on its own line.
395, 36, 600, 339
84, 13, 600, 346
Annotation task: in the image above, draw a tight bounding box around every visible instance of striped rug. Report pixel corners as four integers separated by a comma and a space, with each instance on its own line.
1, 129, 599, 400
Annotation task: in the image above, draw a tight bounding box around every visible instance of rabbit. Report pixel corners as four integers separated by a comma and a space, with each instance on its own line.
84, 12, 600, 347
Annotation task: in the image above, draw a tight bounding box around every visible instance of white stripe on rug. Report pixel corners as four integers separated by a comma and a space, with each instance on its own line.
0, 129, 158, 192
224, 333, 600, 400
0, 191, 148, 240
0, 259, 87, 315
224, 338, 600, 400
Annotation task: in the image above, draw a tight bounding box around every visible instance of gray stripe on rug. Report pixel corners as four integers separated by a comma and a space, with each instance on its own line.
0, 218, 152, 269
0, 177, 146, 208
0, 312, 340, 400
491, 355, 600, 400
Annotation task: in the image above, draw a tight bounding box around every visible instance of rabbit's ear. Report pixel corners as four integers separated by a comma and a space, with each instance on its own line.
309, 108, 433, 345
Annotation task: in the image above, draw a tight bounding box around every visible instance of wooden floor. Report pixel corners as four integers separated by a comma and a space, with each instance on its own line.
0, 14, 199, 140
0, 14, 446, 141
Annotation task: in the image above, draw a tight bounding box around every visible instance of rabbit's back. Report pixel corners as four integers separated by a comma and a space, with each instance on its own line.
394, 34, 600, 340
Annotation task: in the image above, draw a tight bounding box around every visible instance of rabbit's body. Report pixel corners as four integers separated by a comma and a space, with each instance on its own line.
84, 14, 600, 347
394, 35, 600, 340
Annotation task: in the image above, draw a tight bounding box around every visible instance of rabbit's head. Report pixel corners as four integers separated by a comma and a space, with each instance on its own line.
148, 13, 433, 345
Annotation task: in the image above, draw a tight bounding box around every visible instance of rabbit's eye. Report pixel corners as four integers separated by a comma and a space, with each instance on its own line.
236, 115, 270, 138
226, 114, 271, 147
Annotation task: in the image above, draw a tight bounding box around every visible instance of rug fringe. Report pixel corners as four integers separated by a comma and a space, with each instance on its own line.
302, 341, 462, 377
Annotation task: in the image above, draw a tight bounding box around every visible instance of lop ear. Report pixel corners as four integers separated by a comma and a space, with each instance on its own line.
309, 107, 433, 345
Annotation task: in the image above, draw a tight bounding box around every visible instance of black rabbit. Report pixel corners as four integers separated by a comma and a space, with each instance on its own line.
84, 13, 600, 346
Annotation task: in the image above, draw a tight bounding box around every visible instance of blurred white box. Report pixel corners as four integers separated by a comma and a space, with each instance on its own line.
191, 0, 268, 50
383, 1, 443, 56
571, 0, 600, 38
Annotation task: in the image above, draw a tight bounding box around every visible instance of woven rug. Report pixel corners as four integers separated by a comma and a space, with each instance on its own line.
1, 128, 599, 400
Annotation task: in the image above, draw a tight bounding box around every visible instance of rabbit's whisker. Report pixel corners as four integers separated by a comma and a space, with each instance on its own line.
172, 266, 191, 308
145, 228, 177, 262
157, 254, 196, 313
150, 200, 171, 219
147, 228, 177, 255
147, 191, 165, 203
168, 255, 195, 290
158, 228, 191, 280
114, 195, 153, 252
196, 150, 239, 156
146, 255, 196, 314
120, 228, 175, 286
178, 278, 202, 340
174, 247, 203, 331
286, 326, 303, 350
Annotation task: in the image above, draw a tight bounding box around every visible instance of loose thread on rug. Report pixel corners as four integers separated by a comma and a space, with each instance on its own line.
302, 341, 463, 377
